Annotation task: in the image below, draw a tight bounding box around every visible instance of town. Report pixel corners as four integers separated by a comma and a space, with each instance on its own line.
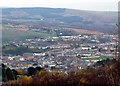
2, 33, 118, 72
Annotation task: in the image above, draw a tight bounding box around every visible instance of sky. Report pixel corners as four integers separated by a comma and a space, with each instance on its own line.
0, 0, 119, 11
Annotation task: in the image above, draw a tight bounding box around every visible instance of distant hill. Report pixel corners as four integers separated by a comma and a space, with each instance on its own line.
2, 7, 117, 34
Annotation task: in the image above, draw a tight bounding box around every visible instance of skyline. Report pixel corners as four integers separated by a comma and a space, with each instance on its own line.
0, 0, 119, 11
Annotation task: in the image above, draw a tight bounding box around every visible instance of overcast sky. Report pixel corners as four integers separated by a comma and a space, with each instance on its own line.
0, 0, 119, 11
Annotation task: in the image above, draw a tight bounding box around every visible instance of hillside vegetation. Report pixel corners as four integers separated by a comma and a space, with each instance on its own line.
2, 7, 117, 33
2, 58, 120, 86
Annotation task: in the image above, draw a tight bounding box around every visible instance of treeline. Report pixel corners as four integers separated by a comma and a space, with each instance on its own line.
2, 58, 120, 86
2, 45, 51, 55
2, 46, 32, 56
2, 64, 43, 82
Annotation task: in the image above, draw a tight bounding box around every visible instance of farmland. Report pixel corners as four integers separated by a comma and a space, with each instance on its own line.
2, 24, 56, 42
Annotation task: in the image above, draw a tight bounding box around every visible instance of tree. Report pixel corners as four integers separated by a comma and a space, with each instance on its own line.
35, 66, 43, 71
27, 67, 36, 76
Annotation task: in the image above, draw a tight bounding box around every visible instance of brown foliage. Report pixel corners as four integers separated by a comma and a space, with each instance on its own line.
2, 59, 120, 86
16, 68, 25, 75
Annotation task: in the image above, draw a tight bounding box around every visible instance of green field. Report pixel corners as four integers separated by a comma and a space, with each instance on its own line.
2, 25, 56, 42
81, 56, 112, 61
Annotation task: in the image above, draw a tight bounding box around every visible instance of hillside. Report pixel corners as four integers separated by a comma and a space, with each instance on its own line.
2, 7, 117, 34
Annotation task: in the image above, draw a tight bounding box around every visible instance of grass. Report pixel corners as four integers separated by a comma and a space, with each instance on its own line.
81, 56, 112, 60
2, 28, 56, 42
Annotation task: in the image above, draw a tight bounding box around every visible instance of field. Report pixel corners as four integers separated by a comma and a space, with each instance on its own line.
72, 28, 104, 35
81, 56, 112, 61
2, 24, 56, 42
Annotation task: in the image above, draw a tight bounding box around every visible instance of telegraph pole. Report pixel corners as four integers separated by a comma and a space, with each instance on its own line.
113, 28, 118, 58
116, 24, 120, 58
117, 2, 120, 58
118, 24, 120, 57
